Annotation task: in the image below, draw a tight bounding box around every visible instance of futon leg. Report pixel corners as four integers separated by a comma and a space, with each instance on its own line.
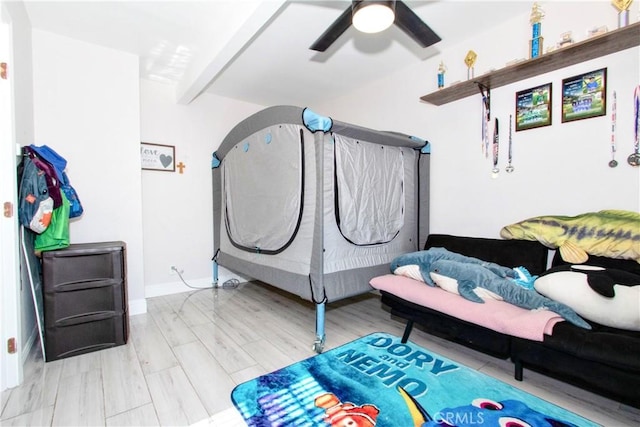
514, 359, 523, 381
313, 302, 326, 353
401, 319, 414, 343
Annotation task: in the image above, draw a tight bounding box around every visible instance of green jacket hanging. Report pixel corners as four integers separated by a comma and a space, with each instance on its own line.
35, 191, 70, 252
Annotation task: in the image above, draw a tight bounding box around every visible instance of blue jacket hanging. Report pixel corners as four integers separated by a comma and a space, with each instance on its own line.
29, 144, 84, 218
18, 155, 54, 233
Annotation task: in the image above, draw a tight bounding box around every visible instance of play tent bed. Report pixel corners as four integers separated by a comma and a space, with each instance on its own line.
212, 105, 430, 352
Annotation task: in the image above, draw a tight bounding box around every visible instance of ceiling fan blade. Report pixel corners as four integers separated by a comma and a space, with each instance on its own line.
394, 1, 441, 48
310, 6, 353, 52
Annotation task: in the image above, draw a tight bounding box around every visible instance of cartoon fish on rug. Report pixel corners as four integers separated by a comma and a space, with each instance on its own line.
314, 392, 380, 427
500, 210, 640, 264
397, 386, 579, 427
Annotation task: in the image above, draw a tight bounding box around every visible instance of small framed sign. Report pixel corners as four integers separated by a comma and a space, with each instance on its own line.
561, 68, 607, 123
515, 82, 552, 131
140, 142, 175, 171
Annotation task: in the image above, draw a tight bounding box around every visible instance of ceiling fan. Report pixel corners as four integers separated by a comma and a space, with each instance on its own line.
310, 0, 441, 52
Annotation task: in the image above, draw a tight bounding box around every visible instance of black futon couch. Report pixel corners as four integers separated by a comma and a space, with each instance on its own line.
377, 234, 640, 408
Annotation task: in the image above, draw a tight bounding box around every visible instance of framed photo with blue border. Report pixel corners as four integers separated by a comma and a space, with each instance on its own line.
515, 82, 552, 131
561, 68, 607, 123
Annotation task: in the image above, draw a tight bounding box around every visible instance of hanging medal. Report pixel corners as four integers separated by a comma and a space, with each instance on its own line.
627, 85, 640, 166
609, 91, 618, 167
491, 118, 499, 178
506, 114, 515, 173
481, 96, 489, 157
478, 83, 491, 159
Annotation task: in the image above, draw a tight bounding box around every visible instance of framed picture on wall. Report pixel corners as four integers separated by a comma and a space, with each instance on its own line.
140, 142, 175, 171
515, 82, 552, 131
561, 68, 607, 123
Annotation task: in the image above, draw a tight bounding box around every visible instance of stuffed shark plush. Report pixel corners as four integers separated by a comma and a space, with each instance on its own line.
391, 248, 517, 286
429, 259, 591, 329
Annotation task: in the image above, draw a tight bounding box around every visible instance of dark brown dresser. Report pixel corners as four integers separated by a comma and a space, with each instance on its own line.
41, 241, 128, 361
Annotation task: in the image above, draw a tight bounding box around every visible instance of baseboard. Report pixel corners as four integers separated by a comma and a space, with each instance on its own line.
128, 298, 147, 316
145, 266, 249, 299
145, 278, 214, 298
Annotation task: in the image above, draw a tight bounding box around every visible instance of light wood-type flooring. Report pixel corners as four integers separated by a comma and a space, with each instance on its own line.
1, 281, 639, 426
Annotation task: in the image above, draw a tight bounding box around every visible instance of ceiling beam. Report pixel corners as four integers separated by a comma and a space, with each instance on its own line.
175, 0, 288, 105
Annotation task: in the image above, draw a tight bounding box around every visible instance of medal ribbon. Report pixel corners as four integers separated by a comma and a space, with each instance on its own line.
478, 83, 491, 158
508, 114, 513, 165
634, 85, 639, 155
611, 90, 617, 162
482, 97, 488, 156
493, 118, 499, 169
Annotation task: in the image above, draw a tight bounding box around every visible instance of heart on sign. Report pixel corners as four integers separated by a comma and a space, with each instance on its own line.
160, 154, 173, 168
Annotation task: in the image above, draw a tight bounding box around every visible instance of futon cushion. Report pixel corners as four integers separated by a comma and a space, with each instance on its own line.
544, 321, 640, 372
370, 274, 563, 342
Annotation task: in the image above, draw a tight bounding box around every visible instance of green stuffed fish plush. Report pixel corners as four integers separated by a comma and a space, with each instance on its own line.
500, 210, 640, 264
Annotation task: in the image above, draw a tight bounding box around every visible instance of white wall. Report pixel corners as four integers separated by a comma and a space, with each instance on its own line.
140, 79, 262, 295
31, 30, 146, 313
317, 1, 640, 238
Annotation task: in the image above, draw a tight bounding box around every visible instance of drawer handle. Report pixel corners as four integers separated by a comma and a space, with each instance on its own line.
57, 343, 117, 359
54, 311, 121, 326
53, 279, 121, 292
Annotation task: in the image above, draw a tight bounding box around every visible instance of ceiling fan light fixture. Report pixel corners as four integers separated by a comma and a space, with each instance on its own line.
352, 1, 395, 34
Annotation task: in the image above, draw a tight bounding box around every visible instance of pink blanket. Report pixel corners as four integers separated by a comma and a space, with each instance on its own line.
370, 274, 563, 342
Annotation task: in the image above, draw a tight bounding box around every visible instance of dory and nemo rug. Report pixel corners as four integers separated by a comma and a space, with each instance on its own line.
231, 332, 597, 427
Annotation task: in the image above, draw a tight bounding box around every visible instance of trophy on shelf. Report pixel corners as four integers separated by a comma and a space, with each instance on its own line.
464, 51, 477, 80
612, 0, 633, 28
529, 2, 545, 58
557, 31, 574, 48
437, 61, 447, 89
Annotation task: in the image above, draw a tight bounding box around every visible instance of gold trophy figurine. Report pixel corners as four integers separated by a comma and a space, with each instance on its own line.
529, 2, 545, 58
529, 2, 545, 25
464, 51, 477, 80
612, 0, 633, 27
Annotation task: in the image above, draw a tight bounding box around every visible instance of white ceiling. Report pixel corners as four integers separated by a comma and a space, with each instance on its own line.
23, 0, 532, 107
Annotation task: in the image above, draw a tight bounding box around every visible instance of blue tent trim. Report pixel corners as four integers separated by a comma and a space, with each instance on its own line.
404, 135, 430, 153
211, 152, 221, 168
302, 108, 332, 133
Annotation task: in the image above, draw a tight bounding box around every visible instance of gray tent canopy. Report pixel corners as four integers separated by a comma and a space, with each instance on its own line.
212, 105, 430, 352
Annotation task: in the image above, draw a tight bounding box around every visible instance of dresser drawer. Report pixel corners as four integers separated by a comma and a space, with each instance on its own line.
44, 313, 127, 361
43, 279, 125, 326
42, 242, 125, 286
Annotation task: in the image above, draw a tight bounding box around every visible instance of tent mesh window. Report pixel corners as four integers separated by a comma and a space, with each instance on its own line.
223, 125, 304, 253
333, 134, 404, 245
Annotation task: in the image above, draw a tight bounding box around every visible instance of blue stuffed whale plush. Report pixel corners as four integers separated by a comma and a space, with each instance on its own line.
429, 259, 591, 329
391, 248, 517, 286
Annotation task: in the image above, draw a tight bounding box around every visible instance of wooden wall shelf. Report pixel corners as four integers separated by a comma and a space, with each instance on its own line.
421, 22, 640, 106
